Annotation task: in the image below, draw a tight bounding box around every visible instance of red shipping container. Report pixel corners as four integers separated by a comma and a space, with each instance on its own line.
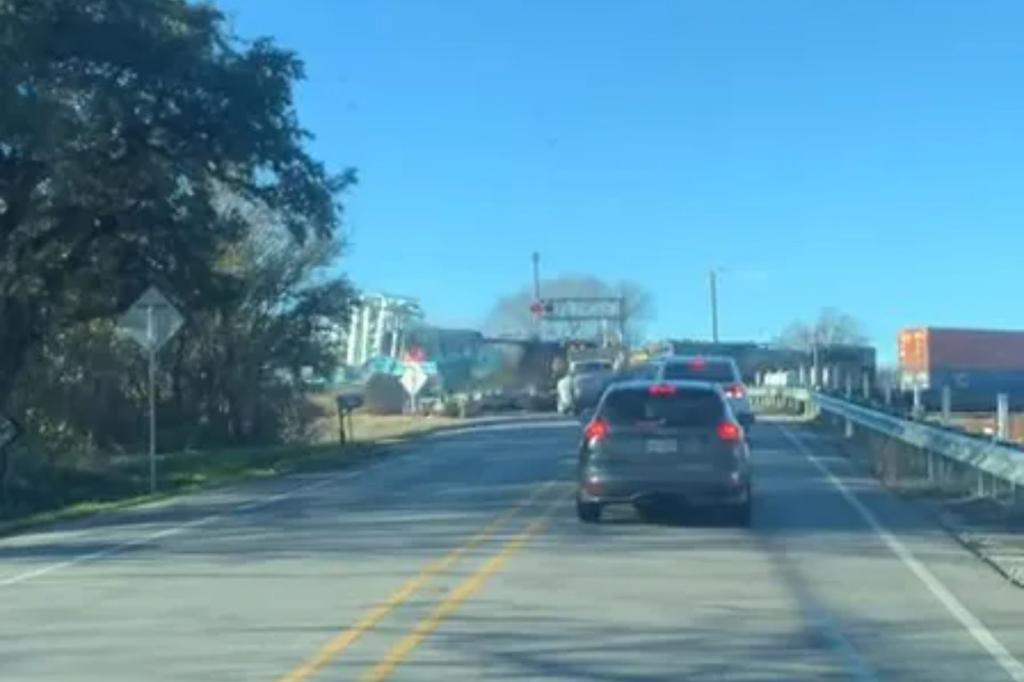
899, 328, 1024, 372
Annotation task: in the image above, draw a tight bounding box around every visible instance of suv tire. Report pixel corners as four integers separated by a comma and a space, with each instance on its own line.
726, 497, 752, 527
576, 497, 602, 523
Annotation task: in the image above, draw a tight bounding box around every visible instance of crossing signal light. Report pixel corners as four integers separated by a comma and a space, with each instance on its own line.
530, 300, 555, 317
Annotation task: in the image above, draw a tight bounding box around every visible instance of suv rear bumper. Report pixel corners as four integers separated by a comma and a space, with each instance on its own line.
578, 477, 750, 507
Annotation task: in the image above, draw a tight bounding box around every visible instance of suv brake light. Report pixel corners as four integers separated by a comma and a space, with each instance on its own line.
584, 418, 609, 443
648, 383, 677, 396
724, 383, 746, 399
717, 421, 742, 442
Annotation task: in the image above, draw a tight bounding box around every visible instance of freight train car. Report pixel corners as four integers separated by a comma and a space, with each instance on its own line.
899, 327, 1024, 410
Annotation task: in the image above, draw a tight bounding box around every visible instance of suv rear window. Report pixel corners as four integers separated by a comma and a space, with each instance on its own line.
601, 387, 724, 427
661, 360, 736, 383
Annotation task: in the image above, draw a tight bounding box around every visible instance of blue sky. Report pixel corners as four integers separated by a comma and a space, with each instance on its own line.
216, 0, 1024, 362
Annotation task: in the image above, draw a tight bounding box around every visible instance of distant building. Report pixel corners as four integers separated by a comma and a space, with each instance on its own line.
344, 293, 423, 366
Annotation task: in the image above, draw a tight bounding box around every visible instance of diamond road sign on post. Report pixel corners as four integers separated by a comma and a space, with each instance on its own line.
400, 362, 428, 414
400, 362, 428, 397
117, 286, 185, 495
0, 415, 21, 450
117, 286, 184, 353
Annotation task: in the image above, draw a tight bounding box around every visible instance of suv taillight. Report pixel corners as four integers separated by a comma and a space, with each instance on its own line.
717, 421, 742, 442
724, 383, 746, 399
584, 418, 609, 443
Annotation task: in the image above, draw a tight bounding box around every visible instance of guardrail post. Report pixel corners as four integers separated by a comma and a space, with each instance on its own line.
997, 393, 1010, 441
844, 373, 852, 399
941, 386, 951, 426
883, 383, 892, 407
862, 373, 870, 400
912, 385, 922, 418
844, 416, 854, 439
935, 455, 948, 491
798, 365, 808, 387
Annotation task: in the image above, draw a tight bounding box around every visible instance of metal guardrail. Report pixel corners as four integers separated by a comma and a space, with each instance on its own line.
748, 387, 811, 414
753, 387, 1024, 488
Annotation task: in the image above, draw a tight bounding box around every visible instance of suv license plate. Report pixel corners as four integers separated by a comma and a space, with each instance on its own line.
646, 439, 677, 454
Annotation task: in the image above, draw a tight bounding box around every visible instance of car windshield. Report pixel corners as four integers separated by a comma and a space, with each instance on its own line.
662, 361, 736, 383
602, 387, 724, 427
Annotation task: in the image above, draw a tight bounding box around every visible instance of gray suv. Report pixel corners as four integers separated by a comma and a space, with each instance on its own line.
649, 356, 755, 429
576, 380, 752, 525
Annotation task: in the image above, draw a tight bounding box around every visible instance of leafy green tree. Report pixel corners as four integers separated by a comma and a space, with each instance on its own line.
0, 0, 353, 408
171, 231, 354, 443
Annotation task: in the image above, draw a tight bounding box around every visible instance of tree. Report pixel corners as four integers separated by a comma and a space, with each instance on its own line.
777, 308, 868, 350
7, 220, 355, 456
174, 229, 354, 442
0, 0, 354, 409
484, 275, 654, 344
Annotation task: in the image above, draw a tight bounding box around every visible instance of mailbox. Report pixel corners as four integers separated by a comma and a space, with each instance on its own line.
336, 394, 365, 412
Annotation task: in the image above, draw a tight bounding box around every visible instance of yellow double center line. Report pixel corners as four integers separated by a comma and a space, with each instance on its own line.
277, 480, 563, 682
358, 498, 561, 682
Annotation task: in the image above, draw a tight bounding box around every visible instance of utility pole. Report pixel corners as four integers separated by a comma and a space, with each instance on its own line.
532, 252, 541, 301
531, 252, 542, 339
617, 296, 626, 348
812, 343, 820, 388
709, 269, 719, 343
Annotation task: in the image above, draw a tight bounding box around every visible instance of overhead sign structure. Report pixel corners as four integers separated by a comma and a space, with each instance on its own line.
530, 296, 626, 345
117, 286, 185, 494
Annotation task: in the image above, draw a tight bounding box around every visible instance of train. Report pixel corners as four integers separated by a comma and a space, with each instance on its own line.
899, 327, 1024, 410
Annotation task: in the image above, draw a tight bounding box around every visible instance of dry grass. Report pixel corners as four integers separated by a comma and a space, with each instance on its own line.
348, 413, 462, 442
1, 395, 467, 535
304, 392, 462, 444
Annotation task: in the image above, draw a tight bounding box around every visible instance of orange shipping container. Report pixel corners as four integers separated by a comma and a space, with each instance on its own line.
898, 327, 1024, 372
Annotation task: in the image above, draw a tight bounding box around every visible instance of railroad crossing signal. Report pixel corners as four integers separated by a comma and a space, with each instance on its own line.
529, 296, 627, 345
530, 300, 555, 317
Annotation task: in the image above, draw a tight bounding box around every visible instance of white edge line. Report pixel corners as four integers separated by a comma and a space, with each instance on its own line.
0, 473, 342, 587
778, 424, 1024, 682
0, 421, 570, 587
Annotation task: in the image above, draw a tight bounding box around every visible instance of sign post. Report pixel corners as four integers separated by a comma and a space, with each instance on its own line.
149, 319, 157, 491
118, 286, 184, 493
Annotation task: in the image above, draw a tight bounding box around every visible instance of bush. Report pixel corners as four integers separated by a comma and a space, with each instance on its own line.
363, 373, 407, 415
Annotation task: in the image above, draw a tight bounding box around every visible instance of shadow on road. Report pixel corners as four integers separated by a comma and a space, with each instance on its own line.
0, 422, 964, 571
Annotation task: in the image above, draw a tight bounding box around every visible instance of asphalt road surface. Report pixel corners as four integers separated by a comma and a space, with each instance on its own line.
4, 418, 1024, 681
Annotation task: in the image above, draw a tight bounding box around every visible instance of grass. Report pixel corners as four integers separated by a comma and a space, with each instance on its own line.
0, 442, 373, 538
0, 412, 467, 538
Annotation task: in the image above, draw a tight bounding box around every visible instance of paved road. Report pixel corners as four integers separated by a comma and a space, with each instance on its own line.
4, 419, 1024, 680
